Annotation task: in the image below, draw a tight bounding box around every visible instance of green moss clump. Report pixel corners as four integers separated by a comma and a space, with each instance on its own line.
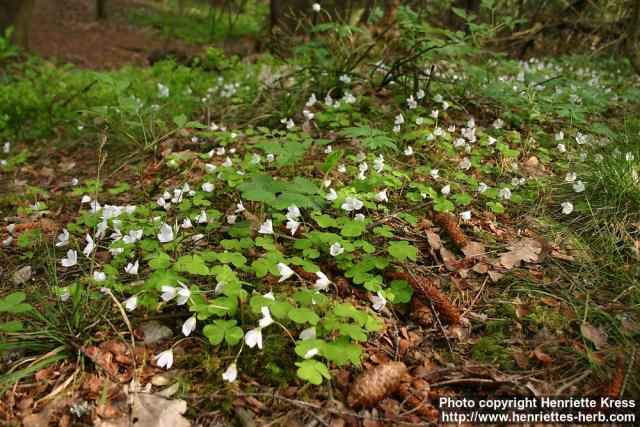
472, 337, 514, 370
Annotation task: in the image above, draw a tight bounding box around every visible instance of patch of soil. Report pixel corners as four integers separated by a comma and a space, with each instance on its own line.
26, 0, 201, 70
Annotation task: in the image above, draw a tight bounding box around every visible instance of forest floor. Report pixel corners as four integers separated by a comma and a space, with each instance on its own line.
1, 3, 640, 427
27, 0, 203, 69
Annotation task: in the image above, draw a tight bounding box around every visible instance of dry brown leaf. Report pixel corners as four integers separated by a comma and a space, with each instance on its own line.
130, 393, 190, 427
472, 262, 489, 274
347, 362, 406, 408
581, 322, 608, 349
461, 241, 485, 259
499, 239, 542, 269
532, 347, 553, 364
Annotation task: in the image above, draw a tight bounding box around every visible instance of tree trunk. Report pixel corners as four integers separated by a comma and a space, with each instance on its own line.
97, 0, 107, 19
0, 0, 33, 49
627, 0, 640, 75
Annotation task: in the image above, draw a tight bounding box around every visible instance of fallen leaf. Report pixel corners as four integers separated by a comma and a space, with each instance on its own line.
461, 241, 485, 259
136, 321, 174, 345
131, 393, 190, 427
532, 347, 553, 364
472, 262, 489, 274
581, 322, 608, 349
499, 239, 542, 269
516, 304, 533, 318
12, 266, 32, 285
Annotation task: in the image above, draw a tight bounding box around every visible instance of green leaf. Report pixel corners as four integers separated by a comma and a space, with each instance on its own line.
203, 319, 243, 346
388, 241, 418, 262
295, 360, 330, 385
288, 307, 320, 325
0, 320, 24, 332
341, 221, 366, 237
173, 114, 187, 127
0, 292, 31, 314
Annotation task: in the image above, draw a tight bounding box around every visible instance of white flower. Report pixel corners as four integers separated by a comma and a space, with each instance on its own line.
315, 271, 331, 291
222, 157, 233, 167
342, 92, 356, 104
192, 233, 204, 242
81, 195, 92, 204
477, 182, 488, 193
573, 180, 585, 193
312, 2, 321, 12
124, 295, 138, 311
557, 144, 567, 153
93, 271, 106, 282
2, 236, 12, 246
125, 260, 139, 275
55, 229, 70, 247
341, 197, 364, 211
222, 363, 238, 383
430, 169, 440, 179
158, 223, 174, 243
60, 287, 71, 302
181, 218, 193, 229
460, 211, 471, 220
441, 185, 451, 195
157, 83, 170, 98
263, 291, 275, 300
459, 157, 472, 170
195, 210, 207, 224
287, 204, 301, 219
82, 234, 95, 257
286, 219, 300, 235
235, 201, 245, 213
576, 132, 587, 145
337, 164, 346, 173
177, 282, 190, 305
227, 215, 237, 224
375, 190, 388, 202
303, 348, 319, 359
330, 242, 344, 257
373, 155, 385, 173
155, 349, 173, 369
182, 316, 197, 336
395, 114, 404, 125
326, 188, 338, 201
565, 172, 577, 182
404, 146, 413, 156
499, 188, 512, 199
245, 328, 263, 349
202, 182, 214, 192
430, 110, 439, 119
371, 292, 387, 311
61, 249, 78, 267
266, 153, 275, 162
299, 326, 316, 340
561, 201, 574, 215
277, 263, 295, 282
555, 130, 564, 141
259, 306, 273, 328
123, 229, 143, 244
416, 117, 424, 125
205, 163, 217, 172
251, 153, 261, 164
306, 93, 317, 107
259, 219, 274, 234
2, 141, 9, 153
354, 213, 365, 221
303, 109, 314, 120
625, 152, 634, 161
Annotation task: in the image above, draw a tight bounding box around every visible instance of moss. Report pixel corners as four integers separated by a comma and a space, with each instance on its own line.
485, 320, 508, 338
471, 337, 514, 370
524, 303, 571, 331
496, 302, 517, 319
237, 333, 297, 387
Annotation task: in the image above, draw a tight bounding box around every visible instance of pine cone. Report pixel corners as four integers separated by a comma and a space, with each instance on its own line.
412, 298, 434, 326
397, 383, 439, 420
347, 362, 406, 408
387, 272, 461, 324
603, 355, 625, 398
434, 212, 468, 249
